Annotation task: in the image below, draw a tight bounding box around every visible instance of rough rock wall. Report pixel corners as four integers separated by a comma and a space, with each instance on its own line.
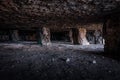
12, 0, 120, 16
104, 14, 120, 59
84, 23, 103, 30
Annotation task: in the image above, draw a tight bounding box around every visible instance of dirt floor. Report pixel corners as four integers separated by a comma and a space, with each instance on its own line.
0, 42, 120, 80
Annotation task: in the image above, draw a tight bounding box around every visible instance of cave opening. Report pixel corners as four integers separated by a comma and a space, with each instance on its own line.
86, 30, 104, 44
51, 31, 71, 43
0, 28, 105, 46
18, 30, 37, 41
0, 30, 10, 42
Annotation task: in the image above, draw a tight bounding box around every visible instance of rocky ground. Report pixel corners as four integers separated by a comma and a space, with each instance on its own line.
0, 42, 120, 80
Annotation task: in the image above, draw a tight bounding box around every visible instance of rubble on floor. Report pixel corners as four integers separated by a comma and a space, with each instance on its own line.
0, 43, 120, 80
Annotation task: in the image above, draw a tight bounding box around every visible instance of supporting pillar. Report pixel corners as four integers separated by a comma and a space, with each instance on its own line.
36, 27, 51, 46
104, 15, 120, 59
36, 28, 42, 45
78, 28, 89, 45
69, 29, 73, 44
71, 28, 79, 44
42, 27, 51, 46
94, 30, 102, 44
9, 30, 19, 42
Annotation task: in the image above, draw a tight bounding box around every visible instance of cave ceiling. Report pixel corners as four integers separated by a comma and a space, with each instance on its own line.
0, 0, 120, 28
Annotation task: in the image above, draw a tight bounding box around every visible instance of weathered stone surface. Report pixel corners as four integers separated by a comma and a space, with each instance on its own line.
69, 29, 73, 44
78, 28, 89, 45
0, 0, 120, 28
42, 27, 51, 46
11, 30, 19, 41
36, 27, 51, 45
104, 14, 120, 59
77, 24, 103, 44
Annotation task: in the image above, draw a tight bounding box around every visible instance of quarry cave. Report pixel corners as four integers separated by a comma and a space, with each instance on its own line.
0, 0, 120, 80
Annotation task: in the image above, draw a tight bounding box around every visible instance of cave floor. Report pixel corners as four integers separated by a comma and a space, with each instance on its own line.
0, 42, 120, 80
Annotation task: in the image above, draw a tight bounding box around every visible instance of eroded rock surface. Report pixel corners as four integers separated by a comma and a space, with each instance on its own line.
0, 43, 120, 80
0, 0, 120, 27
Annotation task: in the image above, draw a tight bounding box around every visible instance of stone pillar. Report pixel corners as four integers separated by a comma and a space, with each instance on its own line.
71, 28, 80, 44
36, 27, 51, 46
42, 27, 51, 46
78, 28, 89, 45
69, 29, 73, 44
9, 30, 19, 42
104, 16, 120, 59
36, 28, 42, 45
94, 30, 103, 44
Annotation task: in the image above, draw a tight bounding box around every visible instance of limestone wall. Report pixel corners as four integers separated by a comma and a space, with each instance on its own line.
104, 15, 120, 58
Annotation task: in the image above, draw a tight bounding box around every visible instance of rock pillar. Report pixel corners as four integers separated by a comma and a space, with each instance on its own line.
36, 28, 42, 45
94, 30, 103, 44
9, 30, 19, 42
78, 28, 89, 45
71, 28, 80, 44
69, 29, 73, 44
42, 27, 51, 46
36, 27, 51, 46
